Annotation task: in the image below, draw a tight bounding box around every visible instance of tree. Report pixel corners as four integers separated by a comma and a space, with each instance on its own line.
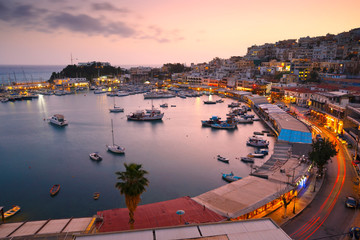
309, 138, 338, 176
115, 163, 149, 229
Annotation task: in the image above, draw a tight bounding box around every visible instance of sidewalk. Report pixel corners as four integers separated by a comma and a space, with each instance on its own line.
266, 173, 324, 227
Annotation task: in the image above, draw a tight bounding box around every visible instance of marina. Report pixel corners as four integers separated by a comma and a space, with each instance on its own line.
0, 90, 275, 222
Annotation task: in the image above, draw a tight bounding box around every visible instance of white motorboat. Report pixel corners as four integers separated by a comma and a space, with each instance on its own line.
217, 155, 229, 163
89, 152, 102, 161
106, 119, 125, 154
48, 114, 68, 127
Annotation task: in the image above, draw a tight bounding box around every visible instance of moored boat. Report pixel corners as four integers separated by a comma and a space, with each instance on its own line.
127, 110, 164, 121
240, 157, 255, 163
203, 100, 216, 104
222, 172, 242, 182
50, 184, 61, 196
228, 102, 240, 108
89, 152, 102, 161
201, 116, 221, 127
3, 205, 21, 219
217, 155, 229, 163
93, 192, 100, 200
109, 106, 124, 112
211, 122, 237, 129
48, 114, 68, 127
246, 136, 269, 148
160, 103, 168, 108
107, 119, 125, 154
248, 152, 265, 158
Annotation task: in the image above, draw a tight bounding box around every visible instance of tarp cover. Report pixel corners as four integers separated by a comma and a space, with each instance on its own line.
278, 129, 312, 144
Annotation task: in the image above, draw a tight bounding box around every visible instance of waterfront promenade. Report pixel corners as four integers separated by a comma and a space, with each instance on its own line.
0, 93, 334, 239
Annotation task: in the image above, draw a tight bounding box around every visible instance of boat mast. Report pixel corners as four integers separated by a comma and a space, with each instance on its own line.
111, 119, 115, 145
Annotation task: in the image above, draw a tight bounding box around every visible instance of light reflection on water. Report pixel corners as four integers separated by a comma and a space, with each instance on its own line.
0, 92, 275, 221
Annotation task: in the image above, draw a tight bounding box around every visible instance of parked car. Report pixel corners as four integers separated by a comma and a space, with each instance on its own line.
345, 196, 358, 208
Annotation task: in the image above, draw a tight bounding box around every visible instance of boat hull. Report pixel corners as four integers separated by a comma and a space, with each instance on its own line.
4, 206, 21, 219
50, 184, 60, 196
107, 145, 125, 154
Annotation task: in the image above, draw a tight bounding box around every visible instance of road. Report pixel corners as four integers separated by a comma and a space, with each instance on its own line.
282, 123, 358, 239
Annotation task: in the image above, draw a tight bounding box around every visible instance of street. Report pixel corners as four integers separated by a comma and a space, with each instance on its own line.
282, 120, 358, 240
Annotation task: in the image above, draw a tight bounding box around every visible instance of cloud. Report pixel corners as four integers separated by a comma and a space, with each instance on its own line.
0, 0, 184, 43
91, 2, 129, 13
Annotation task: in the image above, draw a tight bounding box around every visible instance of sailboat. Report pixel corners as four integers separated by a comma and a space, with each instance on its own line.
106, 119, 125, 154
109, 97, 124, 112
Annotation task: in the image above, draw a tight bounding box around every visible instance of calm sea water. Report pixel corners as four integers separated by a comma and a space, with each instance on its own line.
0, 92, 275, 222
0, 65, 65, 84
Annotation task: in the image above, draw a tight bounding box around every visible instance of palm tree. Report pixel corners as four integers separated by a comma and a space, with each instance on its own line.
115, 163, 149, 229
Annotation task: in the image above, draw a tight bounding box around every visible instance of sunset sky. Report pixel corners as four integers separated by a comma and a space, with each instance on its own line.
0, 0, 359, 67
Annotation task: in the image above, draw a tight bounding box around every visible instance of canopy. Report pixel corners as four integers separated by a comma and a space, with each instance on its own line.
278, 129, 312, 144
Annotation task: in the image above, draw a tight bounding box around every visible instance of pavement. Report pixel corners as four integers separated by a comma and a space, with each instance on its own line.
266, 170, 324, 227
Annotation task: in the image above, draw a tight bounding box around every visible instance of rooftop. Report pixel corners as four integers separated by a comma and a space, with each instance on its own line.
76, 218, 291, 240
96, 196, 226, 233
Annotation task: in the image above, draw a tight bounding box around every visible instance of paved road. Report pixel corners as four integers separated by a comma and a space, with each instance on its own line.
283, 125, 358, 240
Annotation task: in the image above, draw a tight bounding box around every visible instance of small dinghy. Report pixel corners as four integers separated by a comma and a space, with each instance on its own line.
93, 192, 100, 200
89, 152, 102, 161
240, 157, 255, 163
50, 184, 61, 196
217, 155, 229, 163
222, 172, 242, 182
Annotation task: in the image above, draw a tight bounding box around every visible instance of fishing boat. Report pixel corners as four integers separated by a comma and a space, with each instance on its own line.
48, 114, 68, 127
255, 148, 269, 155
50, 184, 61, 196
240, 157, 255, 163
246, 136, 269, 148
106, 119, 125, 154
222, 172, 242, 182
211, 122, 237, 129
89, 152, 102, 161
93, 192, 100, 200
201, 116, 221, 127
217, 155, 229, 163
127, 110, 164, 121
228, 102, 240, 108
248, 152, 265, 158
3, 206, 21, 219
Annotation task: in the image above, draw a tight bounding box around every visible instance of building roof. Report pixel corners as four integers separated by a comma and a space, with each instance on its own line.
76, 218, 291, 240
96, 196, 226, 232
246, 95, 269, 106
192, 176, 293, 219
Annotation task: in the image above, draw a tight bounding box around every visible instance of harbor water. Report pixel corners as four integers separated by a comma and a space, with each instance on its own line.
0, 92, 275, 221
